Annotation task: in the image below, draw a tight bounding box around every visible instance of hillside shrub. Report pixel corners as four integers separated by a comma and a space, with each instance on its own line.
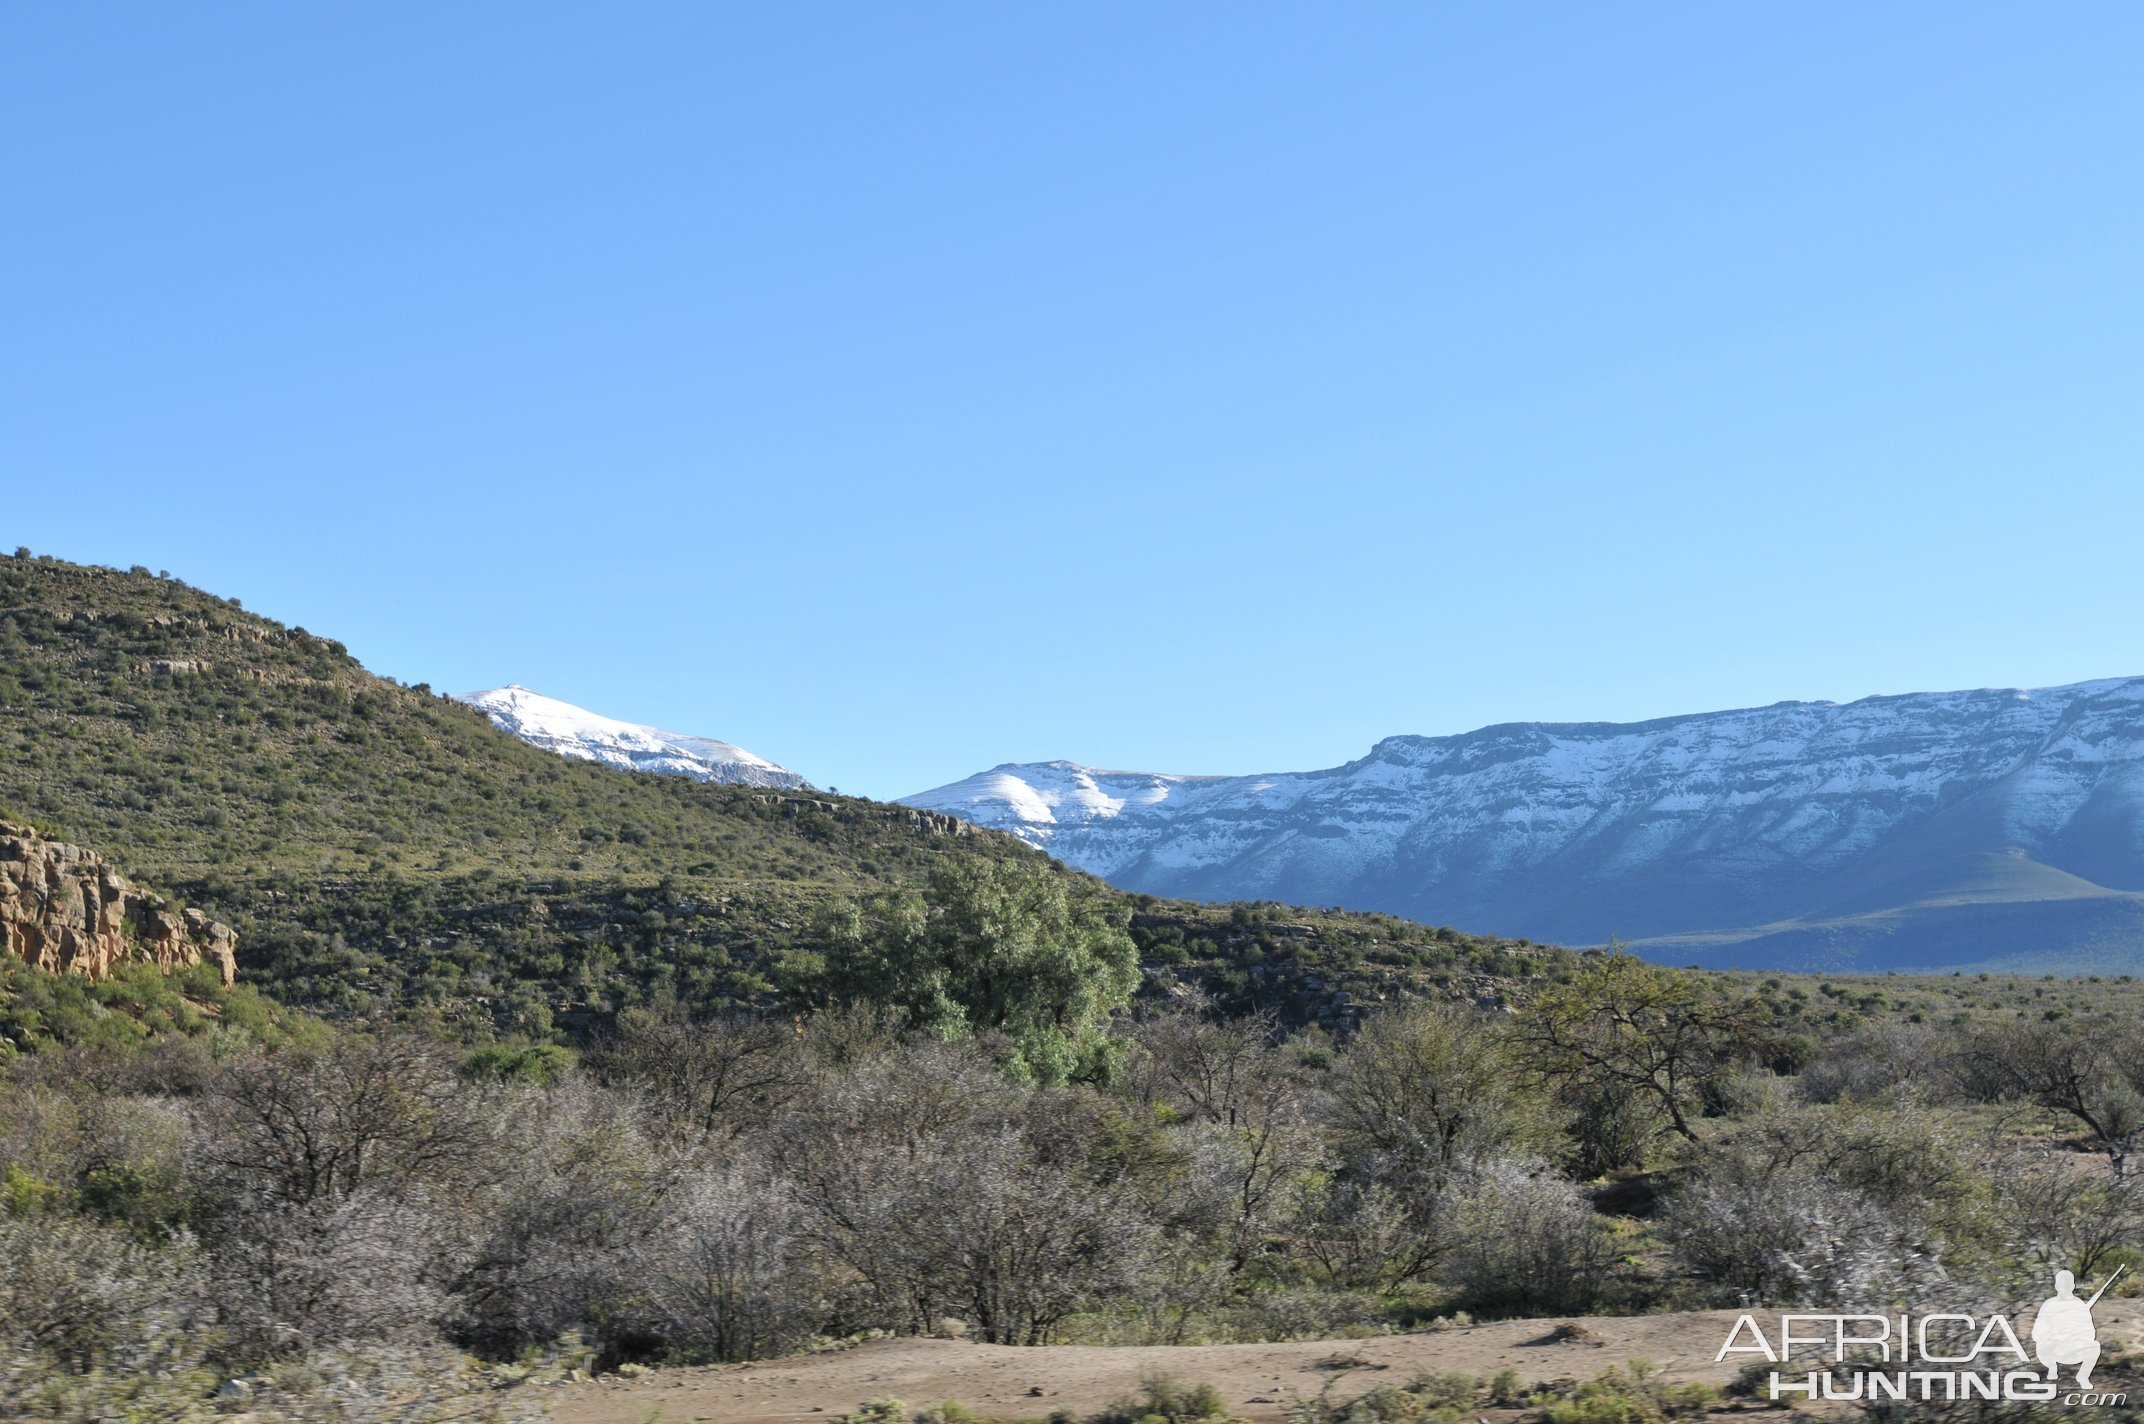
1440, 1156, 1616, 1314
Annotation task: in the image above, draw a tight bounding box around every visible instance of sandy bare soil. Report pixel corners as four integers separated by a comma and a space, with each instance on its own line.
539, 1304, 2035, 1423
548, 1301, 2144, 1423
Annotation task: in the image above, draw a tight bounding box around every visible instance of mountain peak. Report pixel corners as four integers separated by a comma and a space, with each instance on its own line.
455, 686, 811, 790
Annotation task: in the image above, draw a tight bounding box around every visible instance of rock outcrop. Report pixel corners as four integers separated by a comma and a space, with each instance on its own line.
0, 821, 236, 987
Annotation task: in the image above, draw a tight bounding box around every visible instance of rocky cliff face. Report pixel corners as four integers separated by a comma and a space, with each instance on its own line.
0, 822, 237, 986
904, 677, 2144, 973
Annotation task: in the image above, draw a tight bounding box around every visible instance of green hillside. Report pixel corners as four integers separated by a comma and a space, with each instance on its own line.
0, 554, 1020, 885
0, 552, 1559, 1036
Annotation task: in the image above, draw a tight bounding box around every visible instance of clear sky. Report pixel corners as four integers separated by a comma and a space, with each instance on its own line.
6, 4, 2142, 799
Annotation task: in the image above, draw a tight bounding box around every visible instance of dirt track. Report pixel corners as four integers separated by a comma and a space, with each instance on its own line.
529, 1306, 1880, 1422
547, 1301, 2144, 1423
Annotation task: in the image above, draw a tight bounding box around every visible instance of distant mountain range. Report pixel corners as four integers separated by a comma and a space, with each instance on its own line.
902, 678, 2144, 974
449, 671, 2144, 974
456, 685, 811, 790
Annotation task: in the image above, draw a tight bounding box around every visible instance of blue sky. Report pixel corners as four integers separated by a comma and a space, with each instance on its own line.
6, 4, 2143, 799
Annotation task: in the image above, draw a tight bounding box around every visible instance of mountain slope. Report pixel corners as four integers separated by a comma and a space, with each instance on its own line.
904, 679, 2144, 972
0, 557, 974, 888
0, 553, 1564, 1033
455, 685, 809, 789
0, 555, 1044, 1029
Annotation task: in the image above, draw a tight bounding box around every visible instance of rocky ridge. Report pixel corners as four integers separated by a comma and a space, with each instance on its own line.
0, 821, 237, 986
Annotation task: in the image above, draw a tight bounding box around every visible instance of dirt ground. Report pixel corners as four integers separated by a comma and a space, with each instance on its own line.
545, 1301, 2144, 1424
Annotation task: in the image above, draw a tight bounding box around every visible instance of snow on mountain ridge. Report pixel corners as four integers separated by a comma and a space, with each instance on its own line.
900, 677, 2144, 959
455, 685, 811, 790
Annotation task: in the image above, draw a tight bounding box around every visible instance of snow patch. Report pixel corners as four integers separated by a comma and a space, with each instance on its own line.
455, 685, 811, 790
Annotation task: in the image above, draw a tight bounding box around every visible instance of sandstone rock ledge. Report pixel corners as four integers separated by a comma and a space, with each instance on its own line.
0, 821, 236, 987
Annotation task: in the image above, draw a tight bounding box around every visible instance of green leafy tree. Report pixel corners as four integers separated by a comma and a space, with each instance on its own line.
1328, 1001, 1560, 1176
1513, 948, 1766, 1158
815, 858, 1139, 1083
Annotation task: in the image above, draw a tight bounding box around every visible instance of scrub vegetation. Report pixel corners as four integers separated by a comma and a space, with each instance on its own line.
0, 553, 1567, 1034
4, 553, 2144, 1421
6, 949, 2143, 1420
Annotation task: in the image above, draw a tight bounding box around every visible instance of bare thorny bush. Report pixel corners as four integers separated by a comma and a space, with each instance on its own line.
1502, 988, 2144, 1322
3, 980, 2142, 1415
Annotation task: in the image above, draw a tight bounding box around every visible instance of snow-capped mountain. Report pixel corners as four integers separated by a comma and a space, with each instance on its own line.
456, 686, 811, 790
904, 677, 2144, 972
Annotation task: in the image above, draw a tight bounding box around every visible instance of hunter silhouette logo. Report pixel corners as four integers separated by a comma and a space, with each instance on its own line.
1717, 1265, 2130, 1406
2032, 1265, 2123, 1390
